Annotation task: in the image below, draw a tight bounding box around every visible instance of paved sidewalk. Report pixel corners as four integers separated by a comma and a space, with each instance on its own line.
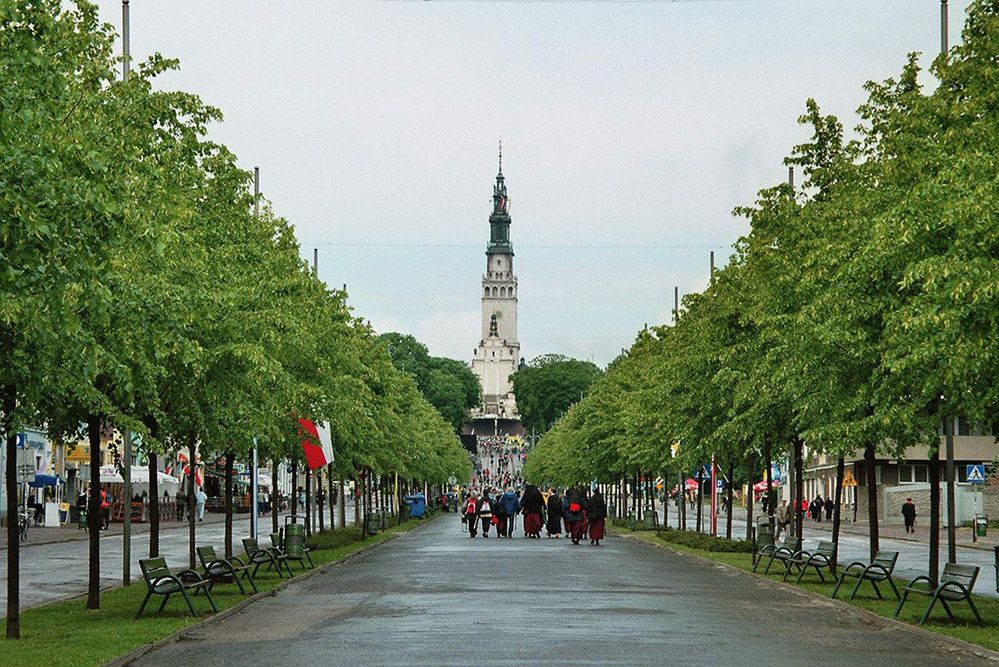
135, 515, 984, 666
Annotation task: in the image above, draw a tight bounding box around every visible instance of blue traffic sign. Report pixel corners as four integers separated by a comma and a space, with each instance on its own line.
16, 433, 26, 449
967, 464, 986, 484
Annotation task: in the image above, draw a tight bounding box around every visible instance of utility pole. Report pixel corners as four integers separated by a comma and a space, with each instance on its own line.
673, 286, 679, 324
709, 251, 715, 284
251, 167, 260, 539
937, 0, 956, 566
121, 0, 132, 588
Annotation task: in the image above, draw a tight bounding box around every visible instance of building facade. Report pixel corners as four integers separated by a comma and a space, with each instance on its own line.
467, 148, 525, 436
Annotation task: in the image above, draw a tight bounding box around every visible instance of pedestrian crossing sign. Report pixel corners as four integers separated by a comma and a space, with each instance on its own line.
967, 464, 986, 484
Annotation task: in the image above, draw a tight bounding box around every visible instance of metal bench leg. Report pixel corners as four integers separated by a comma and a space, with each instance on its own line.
867, 580, 882, 600
244, 570, 258, 594
919, 593, 940, 625
306, 552, 315, 568
886, 577, 901, 601
136, 589, 154, 618
180, 588, 199, 616
848, 576, 864, 600
793, 564, 808, 584
938, 598, 955, 620
966, 596, 984, 626
157, 593, 172, 613
763, 556, 777, 575
815, 567, 825, 583
203, 587, 218, 613
232, 570, 246, 595
831, 573, 846, 598
894, 590, 910, 618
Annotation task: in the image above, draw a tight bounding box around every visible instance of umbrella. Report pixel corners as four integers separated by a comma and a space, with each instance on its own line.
752, 479, 783, 492
670, 478, 701, 496
99, 465, 124, 484
28, 473, 64, 488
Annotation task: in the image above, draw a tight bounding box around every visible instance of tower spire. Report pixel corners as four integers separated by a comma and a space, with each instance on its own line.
498, 139, 503, 175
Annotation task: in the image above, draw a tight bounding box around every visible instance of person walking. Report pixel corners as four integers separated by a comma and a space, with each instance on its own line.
493, 492, 509, 537
519, 485, 544, 538
823, 497, 834, 522
499, 488, 520, 538
195, 486, 207, 522
565, 486, 586, 545
588, 489, 608, 546
774, 499, 789, 541
546, 489, 563, 538
477, 491, 494, 538
901, 498, 917, 534
464, 490, 479, 538
176, 488, 187, 521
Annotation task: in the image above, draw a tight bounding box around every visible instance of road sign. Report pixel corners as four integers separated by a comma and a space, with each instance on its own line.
967, 464, 986, 484
16, 433, 26, 449
447, 475, 457, 486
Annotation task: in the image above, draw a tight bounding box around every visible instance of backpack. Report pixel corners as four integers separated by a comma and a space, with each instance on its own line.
465, 499, 477, 514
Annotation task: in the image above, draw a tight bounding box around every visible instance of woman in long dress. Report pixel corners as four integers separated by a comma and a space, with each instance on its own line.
545, 489, 563, 538
587, 489, 607, 545
565, 486, 586, 545
520, 485, 545, 538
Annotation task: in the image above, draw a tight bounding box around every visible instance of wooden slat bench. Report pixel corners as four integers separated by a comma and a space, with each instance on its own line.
136, 557, 217, 618
895, 563, 983, 626
197, 545, 257, 595
785, 540, 836, 583
832, 551, 900, 600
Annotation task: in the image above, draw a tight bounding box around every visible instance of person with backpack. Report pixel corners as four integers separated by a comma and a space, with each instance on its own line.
499, 488, 520, 538
463, 490, 479, 537
565, 485, 586, 545
477, 491, 494, 538
545, 489, 563, 538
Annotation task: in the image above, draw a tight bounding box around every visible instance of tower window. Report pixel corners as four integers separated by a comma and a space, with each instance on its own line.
500, 286, 506, 297
484, 287, 489, 297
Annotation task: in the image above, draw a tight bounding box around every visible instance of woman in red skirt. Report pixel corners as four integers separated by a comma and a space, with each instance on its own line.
519, 485, 545, 538
587, 489, 607, 545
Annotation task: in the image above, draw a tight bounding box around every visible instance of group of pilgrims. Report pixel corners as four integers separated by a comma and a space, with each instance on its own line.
461, 484, 608, 546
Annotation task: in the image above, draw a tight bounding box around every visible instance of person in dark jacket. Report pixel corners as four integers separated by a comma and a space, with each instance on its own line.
901, 498, 917, 534
587, 489, 608, 545
494, 491, 509, 537
565, 486, 586, 545
546, 490, 563, 538
519, 485, 544, 538
463, 490, 479, 537
823, 497, 834, 521
499, 488, 520, 538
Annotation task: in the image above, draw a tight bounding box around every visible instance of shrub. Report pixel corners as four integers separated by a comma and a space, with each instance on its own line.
657, 527, 752, 553
305, 527, 364, 550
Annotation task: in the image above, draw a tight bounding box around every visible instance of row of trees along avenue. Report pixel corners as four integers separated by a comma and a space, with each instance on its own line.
1, 1, 470, 640
524, 0, 999, 587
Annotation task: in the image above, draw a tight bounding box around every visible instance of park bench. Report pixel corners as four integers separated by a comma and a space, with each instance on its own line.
270, 531, 314, 571
242, 537, 292, 578
197, 545, 257, 595
895, 563, 983, 626
136, 556, 218, 618
753, 533, 795, 574
832, 551, 900, 600
784, 540, 836, 583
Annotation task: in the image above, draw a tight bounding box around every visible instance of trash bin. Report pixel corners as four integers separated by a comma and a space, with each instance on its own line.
626, 511, 637, 531
976, 515, 988, 538
756, 516, 774, 548
284, 523, 306, 559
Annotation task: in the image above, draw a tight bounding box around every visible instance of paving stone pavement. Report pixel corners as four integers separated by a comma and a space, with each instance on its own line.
135, 515, 987, 666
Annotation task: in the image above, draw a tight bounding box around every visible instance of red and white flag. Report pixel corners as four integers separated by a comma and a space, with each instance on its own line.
298, 418, 333, 470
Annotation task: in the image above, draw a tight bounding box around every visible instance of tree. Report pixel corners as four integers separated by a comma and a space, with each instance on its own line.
511, 357, 603, 435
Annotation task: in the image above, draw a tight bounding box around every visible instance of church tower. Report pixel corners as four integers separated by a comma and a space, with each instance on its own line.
470, 144, 522, 423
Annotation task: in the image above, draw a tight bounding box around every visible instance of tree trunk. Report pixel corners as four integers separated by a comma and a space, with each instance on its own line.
271, 458, 279, 534
317, 468, 325, 532
353, 476, 360, 527
764, 439, 773, 517
291, 460, 298, 516
696, 468, 703, 534
86, 413, 103, 610
188, 432, 197, 570
725, 460, 734, 540
944, 415, 957, 564
621, 477, 628, 522
4, 387, 21, 638
327, 462, 335, 530
929, 446, 941, 587
831, 456, 845, 575
305, 467, 312, 536
148, 451, 159, 557
745, 449, 756, 542
339, 475, 346, 529
224, 451, 234, 559
863, 441, 879, 561
793, 437, 804, 552
679, 472, 686, 531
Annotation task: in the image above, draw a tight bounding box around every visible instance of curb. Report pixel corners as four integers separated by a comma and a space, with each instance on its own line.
618, 530, 999, 663
106, 519, 433, 667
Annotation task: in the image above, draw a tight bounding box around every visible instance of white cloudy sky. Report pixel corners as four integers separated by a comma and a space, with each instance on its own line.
94, 0, 969, 366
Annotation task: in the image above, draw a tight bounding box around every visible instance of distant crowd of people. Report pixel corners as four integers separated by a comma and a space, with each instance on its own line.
461, 485, 608, 546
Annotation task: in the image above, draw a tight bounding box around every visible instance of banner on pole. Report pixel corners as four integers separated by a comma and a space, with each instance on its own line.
298, 418, 333, 471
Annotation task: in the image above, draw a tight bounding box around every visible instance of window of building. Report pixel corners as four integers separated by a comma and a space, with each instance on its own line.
492, 287, 498, 297
484, 287, 489, 297
898, 464, 928, 484
500, 287, 506, 297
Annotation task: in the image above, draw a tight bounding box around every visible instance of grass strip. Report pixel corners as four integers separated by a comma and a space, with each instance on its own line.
625, 529, 999, 654
1, 518, 426, 666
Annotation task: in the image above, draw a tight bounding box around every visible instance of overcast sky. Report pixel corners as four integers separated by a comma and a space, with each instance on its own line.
94, 0, 970, 366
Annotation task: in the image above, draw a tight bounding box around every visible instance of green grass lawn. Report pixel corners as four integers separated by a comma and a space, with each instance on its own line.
625, 530, 999, 653
1, 517, 427, 666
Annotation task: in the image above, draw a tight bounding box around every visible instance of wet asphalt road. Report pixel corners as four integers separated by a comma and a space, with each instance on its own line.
137, 516, 985, 666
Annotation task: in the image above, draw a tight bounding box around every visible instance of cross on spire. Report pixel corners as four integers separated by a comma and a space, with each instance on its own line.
498, 139, 503, 175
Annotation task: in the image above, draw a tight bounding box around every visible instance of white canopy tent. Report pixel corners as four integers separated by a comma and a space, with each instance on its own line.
99, 465, 181, 490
